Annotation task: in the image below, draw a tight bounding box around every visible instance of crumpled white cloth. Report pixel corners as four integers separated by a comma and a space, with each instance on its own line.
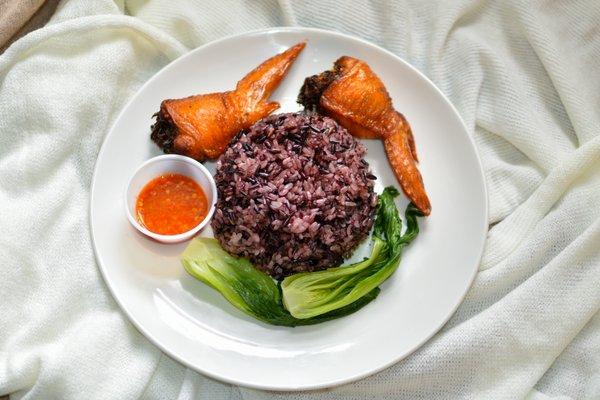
1, 0, 599, 399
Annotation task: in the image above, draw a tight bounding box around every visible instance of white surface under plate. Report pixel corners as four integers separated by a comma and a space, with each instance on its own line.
90, 27, 488, 391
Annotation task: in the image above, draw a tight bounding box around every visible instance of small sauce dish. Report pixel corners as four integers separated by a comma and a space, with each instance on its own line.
125, 155, 217, 243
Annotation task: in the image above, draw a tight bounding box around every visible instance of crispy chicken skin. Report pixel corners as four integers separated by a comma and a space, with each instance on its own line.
298, 56, 431, 215
151, 42, 306, 160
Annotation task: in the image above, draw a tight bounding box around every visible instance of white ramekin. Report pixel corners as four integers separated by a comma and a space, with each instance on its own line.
125, 154, 217, 244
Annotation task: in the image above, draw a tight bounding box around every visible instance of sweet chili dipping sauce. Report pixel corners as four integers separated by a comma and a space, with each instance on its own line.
136, 173, 208, 235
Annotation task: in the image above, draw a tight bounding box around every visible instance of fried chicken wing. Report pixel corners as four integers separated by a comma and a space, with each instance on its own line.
151, 42, 306, 160
298, 56, 431, 215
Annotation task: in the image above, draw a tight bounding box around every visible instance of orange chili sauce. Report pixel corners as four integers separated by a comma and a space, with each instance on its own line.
136, 173, 208, 235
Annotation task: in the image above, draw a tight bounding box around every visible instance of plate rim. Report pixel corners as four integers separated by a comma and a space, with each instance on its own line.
89, 26, 489, 391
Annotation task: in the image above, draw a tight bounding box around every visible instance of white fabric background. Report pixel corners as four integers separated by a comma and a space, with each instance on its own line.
1, 0, 599, 399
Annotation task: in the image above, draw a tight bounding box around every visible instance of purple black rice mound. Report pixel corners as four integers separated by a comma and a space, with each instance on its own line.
211, 112, 377, 279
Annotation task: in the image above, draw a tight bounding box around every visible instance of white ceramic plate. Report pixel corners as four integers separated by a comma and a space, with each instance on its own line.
90, 27, 487, 391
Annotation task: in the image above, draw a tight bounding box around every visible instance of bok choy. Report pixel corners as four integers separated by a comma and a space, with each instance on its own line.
181, 186, 422, 326
282, 187, 422, 318
181, 238, 379, 326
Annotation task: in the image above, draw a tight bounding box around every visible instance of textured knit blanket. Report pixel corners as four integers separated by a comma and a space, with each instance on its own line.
1, 1, 599, 399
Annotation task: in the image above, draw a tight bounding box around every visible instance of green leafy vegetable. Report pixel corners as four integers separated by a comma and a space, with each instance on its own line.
182, 237, 379, 326
281, 187, 423, 319
181, 186, 422, 326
